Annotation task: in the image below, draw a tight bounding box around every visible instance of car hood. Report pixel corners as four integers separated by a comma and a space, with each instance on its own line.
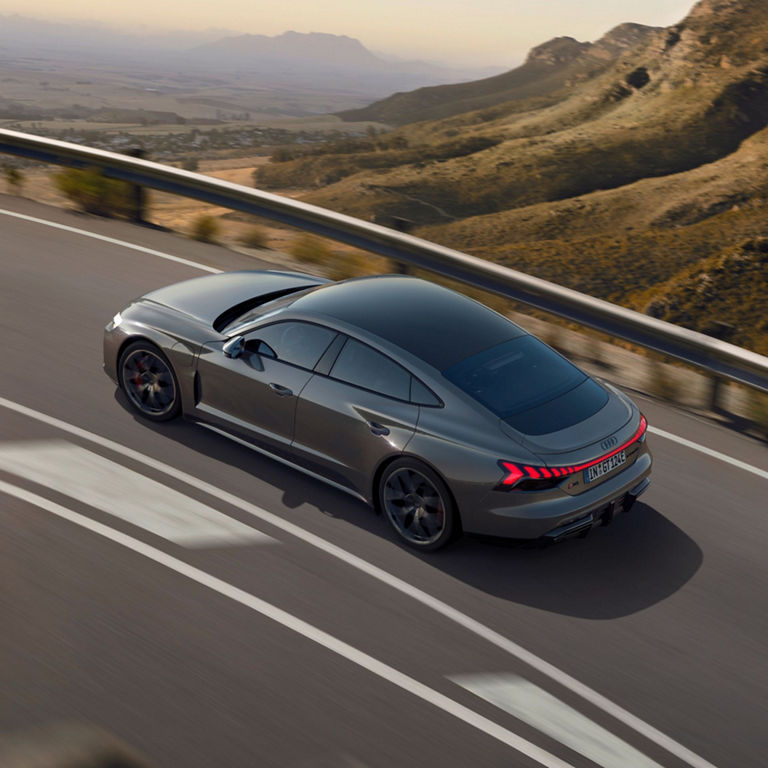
141, 270, 327, 327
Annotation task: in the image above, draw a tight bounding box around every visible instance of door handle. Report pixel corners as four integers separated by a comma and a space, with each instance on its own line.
368, 421, 390, 437
268, 382, 293, 397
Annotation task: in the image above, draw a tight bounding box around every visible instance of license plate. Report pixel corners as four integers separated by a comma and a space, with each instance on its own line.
585, 450, 626, 483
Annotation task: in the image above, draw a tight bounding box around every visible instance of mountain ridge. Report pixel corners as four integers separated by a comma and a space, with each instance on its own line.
336, 23, 661, 126
196, 30, 382, 67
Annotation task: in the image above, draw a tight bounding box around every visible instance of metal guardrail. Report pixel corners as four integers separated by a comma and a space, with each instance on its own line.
2, 127, 768, 394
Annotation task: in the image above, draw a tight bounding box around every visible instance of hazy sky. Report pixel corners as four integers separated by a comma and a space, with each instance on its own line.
4, 0, 698, 65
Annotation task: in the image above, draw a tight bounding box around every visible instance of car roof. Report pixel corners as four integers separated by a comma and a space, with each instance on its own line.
290, 275, 526, 370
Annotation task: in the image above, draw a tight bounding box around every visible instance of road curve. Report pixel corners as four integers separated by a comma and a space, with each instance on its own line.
1, 195, 767, 768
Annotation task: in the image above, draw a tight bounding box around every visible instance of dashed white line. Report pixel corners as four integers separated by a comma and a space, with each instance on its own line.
0, 395, 720, 768
453, 674, 663, 768
0, 207, 221, 274
0, 440, 272, 547
0, 478, 574, 768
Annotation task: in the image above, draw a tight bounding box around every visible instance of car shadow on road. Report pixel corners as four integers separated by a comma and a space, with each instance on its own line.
424, 502, 703, 619
116, 391, 702, 620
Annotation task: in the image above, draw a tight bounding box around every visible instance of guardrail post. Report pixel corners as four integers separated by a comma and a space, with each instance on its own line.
392, 217, 412, 274
704, 321, 736, 413
125, 147, 147, 223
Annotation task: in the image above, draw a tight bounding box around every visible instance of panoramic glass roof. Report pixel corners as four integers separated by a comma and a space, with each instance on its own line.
289, 275, 524, 370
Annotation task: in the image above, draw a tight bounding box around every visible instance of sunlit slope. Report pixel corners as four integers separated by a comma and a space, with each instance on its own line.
419, 123, 768, 290
336, 25, 659, 126
259, 0, 768, 225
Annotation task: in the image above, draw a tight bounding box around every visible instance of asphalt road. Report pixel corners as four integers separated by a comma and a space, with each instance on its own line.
0, 195, 767, 768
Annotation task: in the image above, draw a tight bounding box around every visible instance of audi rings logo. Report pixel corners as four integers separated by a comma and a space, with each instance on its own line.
601, 436, 618, 451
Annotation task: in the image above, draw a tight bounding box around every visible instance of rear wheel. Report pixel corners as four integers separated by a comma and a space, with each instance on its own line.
119, 341, 181, 422
379, 458, 458, 551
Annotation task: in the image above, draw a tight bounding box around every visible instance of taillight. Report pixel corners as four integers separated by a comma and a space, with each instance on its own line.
498, 414, 648, 491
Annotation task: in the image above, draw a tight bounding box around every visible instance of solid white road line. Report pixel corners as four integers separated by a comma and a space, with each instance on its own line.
0, 440, 272, 547
452, 674, 663, 768
0, 208, 222, 274
648, 425, 768, 481
0, 395, 720, 768
0, 478, 574, 768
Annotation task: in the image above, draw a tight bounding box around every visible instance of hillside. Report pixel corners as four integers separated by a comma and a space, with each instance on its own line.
254, 0, 768, 353
644, 237, 768, 355
336, 24, 660, 126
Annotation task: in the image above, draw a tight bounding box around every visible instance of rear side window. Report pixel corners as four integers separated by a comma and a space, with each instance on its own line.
249, 322, 337, 371
330, 339, 410, 401
410, 378, 441, 407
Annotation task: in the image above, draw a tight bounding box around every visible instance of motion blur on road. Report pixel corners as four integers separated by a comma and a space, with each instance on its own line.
0, 195, 767, 767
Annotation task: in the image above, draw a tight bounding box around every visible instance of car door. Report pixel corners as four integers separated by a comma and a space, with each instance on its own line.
292, 337, 420, 497
195, 321, 338, 455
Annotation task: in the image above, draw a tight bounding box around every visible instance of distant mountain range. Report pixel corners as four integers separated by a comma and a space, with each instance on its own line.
0, 16, 502, 101
197, 31, 381, 67
191, 30, 503, 90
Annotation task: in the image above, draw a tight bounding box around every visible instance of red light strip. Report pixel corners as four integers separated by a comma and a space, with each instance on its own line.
501, 415, 647, 487
567, 414, 647, 473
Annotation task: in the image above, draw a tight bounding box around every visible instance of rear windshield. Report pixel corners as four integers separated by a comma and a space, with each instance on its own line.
443, 336, 608, 434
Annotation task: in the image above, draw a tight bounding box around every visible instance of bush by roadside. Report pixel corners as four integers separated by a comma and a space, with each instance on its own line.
237, 226, 268, 249
189, 214, 220, 243
54, 167, 134, 217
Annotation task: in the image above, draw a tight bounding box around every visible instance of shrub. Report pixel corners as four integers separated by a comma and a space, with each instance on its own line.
289, 234, 335, 265
190, 215, 220, 243
181, 157, 199, 171
54, 167, 133, 217
328, 251, 386, 280
238, 226, 268, 249
3, 165, 24, 194
270, 147, 300, 163
747, 388, 768, 439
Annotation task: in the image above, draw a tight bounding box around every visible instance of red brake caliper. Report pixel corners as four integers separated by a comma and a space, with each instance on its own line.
132, 357, 145, 387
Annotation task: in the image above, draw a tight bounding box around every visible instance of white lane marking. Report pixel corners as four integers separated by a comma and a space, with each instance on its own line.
0, 440, 272, 548
648, 426, 768, 481
452, 674, 663, 768
0, 208, 221, 274
0, 479, 574, 768
0, 396, 719, 768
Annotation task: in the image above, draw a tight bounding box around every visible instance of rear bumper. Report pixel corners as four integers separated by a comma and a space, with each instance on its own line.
542, 476, 651, 543
460, 448, 652, 540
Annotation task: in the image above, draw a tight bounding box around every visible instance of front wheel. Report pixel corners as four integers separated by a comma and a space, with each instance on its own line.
378, 458, 458, 551
119, 341, 181, 422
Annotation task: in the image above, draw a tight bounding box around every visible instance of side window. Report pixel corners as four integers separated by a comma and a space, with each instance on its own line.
410, 377, 441, 407
330, 339, 410, 401
248, 322, 337, 370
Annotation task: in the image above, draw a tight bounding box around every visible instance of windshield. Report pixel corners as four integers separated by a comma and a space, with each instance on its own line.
443, 335, 608, 434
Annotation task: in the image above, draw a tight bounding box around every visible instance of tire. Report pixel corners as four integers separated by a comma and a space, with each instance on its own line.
378, 458, 458, 551
118, 340, 181, 422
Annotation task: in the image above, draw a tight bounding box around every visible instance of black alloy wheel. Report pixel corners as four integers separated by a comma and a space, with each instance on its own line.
119, 341, 181, 422
379, 458, 458, 550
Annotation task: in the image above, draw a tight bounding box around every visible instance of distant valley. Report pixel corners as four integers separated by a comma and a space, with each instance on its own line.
0, 16, 502, 121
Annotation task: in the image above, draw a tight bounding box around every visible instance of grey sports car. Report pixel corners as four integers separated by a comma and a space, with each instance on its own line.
103, 270, 652, 550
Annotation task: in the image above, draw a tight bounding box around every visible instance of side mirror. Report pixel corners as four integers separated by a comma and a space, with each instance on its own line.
222, 335, 245, 359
